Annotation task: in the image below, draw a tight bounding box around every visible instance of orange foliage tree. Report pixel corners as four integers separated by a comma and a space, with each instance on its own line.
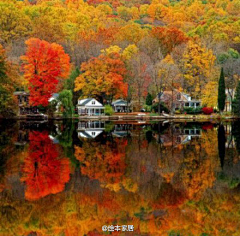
74, 52, 128, 103
21, 38, 70, 106
21, 131, 71, 200
152, 27, 189, 56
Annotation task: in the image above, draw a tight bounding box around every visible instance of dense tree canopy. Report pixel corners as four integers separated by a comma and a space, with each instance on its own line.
0, 0, 239, 112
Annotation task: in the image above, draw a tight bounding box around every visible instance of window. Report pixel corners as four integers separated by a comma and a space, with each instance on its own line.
185, 103, 189, 107
92, 101, 95, 105
177, 93, 181, 100
185, 129, 190, 134
176, 136, 181, 143
92, 132, 96, 136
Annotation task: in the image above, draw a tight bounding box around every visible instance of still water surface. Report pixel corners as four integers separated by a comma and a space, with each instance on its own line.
0, 120, 240, 236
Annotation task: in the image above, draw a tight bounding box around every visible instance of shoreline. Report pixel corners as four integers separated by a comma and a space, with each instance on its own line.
1, 114, 239, 122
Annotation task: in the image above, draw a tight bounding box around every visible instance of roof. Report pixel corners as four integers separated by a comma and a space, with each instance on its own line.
184, 99, 201, 103
49, 93, 59, 102
112, 99, 129, 106
13, 91, 29, 96
79, 98, 93, 106
51, 93, 59, 99
154, 90, 201, 102
77, 98, 104, 107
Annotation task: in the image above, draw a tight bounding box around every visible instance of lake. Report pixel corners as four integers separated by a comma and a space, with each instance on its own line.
0, 120, 240, 236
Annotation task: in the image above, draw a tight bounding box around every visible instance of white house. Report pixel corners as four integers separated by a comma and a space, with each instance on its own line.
48, 93, 60, 112
77, 98, 105, 116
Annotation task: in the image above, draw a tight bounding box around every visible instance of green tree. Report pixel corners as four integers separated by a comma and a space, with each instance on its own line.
0, 45, 17, 117
104, 105, 114, 116
58, 90, 74, 118
146, 93, 153, 106
218, 68, 226, 113
232, 81, 240, 116
64, 68, 80, 91
64, 68, 81, 106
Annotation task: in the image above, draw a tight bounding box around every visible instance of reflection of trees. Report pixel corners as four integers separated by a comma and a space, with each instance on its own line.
218, 125, 226, 169
57, 120, 80, 167
232, 122, 240, 154
21, 131, 70, 200
75, 138, 127, 186
153, 182, 186, 209
179, 129, 218, 200
1, 122, 240, 235
0, 121, 19, 193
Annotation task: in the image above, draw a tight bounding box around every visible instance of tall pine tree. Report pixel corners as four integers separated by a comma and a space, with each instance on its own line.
146, 93, 153, 106
232, 81, 240, 116
218, 68, 226, 113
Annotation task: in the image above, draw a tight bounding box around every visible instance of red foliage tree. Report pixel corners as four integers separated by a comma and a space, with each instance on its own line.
21, 38, 70, 107
151, 27, 189, 55
21, 131, 71, 200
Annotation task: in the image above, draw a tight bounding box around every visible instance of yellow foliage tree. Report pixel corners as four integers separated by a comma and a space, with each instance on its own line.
180, 41, 216, 98
201, 81, 218, 108
0, 2, 31, 43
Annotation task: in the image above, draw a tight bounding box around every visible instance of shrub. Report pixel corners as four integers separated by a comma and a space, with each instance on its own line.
175, 109, 181, 114
143, 105, 152, 112
152, 102, 169, 113
202, 107, 214, 115
183, 107, 202, 114
104, 105, 114, 116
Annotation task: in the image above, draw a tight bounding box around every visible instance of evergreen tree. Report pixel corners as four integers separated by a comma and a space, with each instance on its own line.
232, 81, 240, 116
146, 93, 153, 106
64, 67, 80, 91
218, 68, 226, 113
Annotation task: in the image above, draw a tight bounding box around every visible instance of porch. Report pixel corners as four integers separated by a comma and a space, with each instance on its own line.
78, 107, 105, 116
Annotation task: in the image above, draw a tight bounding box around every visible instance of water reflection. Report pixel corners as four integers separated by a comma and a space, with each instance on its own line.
0, 120, 240, 235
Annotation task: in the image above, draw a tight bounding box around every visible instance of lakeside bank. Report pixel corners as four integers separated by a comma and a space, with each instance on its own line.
3, 114, 239, 122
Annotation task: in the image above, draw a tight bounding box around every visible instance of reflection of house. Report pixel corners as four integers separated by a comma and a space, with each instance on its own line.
153, 90, 201, 111
183, 128, 201, 136
78, 121, 105, 138
112, 99, 131, 112
14, 130, 29, 146
112, 124, 132, 137
13, 91, 38, 115
225, 89, 235, 112
77, 98, 105, 116
154, 127, 202, 146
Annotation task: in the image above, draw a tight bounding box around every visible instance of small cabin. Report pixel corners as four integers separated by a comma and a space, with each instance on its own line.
77, 98, 105, 116
112, 99, 131, 113
13, 91, 38, 115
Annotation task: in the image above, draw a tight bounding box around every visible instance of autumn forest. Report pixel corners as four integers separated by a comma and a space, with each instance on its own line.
0, 1, 240, 236
0, 0, 240, 116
